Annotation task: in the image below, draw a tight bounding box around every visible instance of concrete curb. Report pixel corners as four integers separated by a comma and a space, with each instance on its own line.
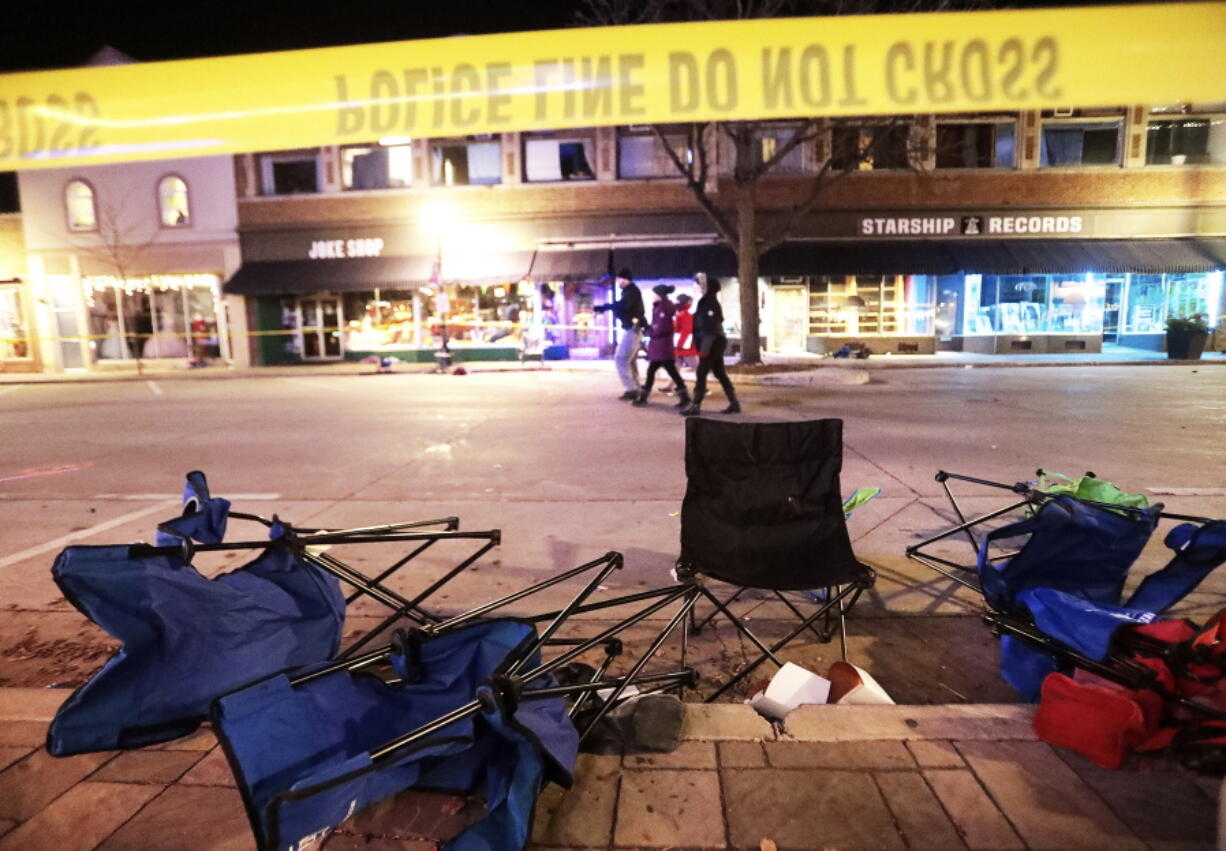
0, 688, 1034, 745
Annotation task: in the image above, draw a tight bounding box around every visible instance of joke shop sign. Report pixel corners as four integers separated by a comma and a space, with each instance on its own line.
857, 214, 1087, 237
307, 237, 386, 259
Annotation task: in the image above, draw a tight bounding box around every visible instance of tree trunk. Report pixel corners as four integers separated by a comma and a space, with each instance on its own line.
735, 180, 761, 365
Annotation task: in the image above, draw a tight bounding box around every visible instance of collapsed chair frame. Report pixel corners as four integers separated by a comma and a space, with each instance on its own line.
906, 468, 1225, 719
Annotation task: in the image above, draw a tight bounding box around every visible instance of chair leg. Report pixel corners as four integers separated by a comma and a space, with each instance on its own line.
771, 591, 837, 643
704, 583, 867, 703
692, 586, 749, 634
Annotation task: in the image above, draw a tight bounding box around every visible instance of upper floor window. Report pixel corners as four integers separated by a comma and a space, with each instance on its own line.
66, 179, 97, 231
524, 132, 595, 182
755, 125, 808, 174
617, 126, 692, 179
1146, 107, 1226, 165
342, 142, 414, 190
830, 123, 911, 171
258, 150, 320, 196
158, 175, 191, 227
430, 137, 501, 186
935, 120, 1015, 169
1040, 115, 1122, 167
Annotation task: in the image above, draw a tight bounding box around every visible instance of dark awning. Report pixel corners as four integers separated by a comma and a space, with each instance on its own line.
225, 252, 535, 296
611, 244, 736, 279
1191, 238, 1226, 269
761, 242, 959, 276
946, 239, 1222, 274
225, 257, 433, 296
527, 248, 611, 282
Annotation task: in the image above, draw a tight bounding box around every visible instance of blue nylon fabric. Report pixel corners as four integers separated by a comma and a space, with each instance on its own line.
47, 533, 344, 756
213, 620, 578, 851
1126, 521, 1226, 614
998, 635, 1062, 702
978, 496, 1160, 700
155, 471, 230, 547
1019, 587, 1158, 661
977, 497, 1160, 613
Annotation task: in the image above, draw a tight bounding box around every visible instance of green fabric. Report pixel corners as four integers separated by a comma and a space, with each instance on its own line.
842, 487, 882, 518
1038, 471, 1149, 509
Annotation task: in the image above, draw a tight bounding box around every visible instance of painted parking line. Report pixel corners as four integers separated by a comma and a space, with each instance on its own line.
0, 461, 94, 484
0, 500, 176, 571
92, 493, 282, 500
146, 381, 164, 397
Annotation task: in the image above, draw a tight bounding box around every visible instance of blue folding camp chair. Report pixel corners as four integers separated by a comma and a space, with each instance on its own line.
212, 551, 699, 850
48, 471, 500, 756
906, 469, 1226, 713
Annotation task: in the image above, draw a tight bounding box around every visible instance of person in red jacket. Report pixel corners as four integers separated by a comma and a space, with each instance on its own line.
673, 293, 698, 367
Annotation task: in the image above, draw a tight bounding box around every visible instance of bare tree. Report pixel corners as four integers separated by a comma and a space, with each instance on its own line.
71, 193, 160, 373
579, 0, 995, 364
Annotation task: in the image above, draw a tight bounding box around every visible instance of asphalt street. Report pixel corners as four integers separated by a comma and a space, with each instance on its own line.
1, 364, 1223, 703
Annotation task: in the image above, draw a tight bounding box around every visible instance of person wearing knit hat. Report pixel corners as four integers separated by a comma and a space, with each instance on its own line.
633, 284, 690, 408
594, 269, 647, 400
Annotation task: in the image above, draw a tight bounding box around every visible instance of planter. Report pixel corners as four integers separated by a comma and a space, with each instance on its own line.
1166, 330, 1209, 360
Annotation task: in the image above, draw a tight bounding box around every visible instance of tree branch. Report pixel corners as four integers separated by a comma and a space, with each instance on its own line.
650, 125, 739, 245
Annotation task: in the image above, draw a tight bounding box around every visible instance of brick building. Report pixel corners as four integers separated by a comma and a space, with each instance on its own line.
226, 104, 1226, 365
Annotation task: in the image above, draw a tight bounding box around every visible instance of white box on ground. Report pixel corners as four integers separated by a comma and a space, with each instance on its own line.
827, 661, 894, 705
747, 662, 831, 720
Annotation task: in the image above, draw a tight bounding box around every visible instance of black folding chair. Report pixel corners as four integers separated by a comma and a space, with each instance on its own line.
674, 418, 876, 701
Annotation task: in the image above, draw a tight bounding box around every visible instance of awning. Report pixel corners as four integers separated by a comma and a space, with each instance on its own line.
224, 252, 534, 296
761, 242, 959, 276
527, 248, 611, 282
946, 239, 1222, 275
611, 245, 736, 279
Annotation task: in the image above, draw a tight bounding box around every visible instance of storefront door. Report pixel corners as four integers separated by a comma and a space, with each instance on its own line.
771, 286, 808, 351
297, 297, 343, 360
1102, 278, 1123, 342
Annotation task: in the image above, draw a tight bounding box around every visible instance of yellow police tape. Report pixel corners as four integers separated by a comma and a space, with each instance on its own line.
1, 2, 1222, 171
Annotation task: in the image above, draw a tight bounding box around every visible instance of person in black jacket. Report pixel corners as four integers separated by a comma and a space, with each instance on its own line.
681, 274, 740, 416
594, 268, 647, 400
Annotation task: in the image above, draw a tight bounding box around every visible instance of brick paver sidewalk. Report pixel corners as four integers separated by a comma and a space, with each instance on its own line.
1, 690, 1219, 850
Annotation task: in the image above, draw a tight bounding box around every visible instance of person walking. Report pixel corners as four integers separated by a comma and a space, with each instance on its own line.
594, 269, 647, 400
673, 292, 698, 371
634, 285, 690, 408
681, 275, 740, 416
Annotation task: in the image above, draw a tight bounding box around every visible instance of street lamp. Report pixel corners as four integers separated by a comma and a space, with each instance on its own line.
421, 200, 459, 370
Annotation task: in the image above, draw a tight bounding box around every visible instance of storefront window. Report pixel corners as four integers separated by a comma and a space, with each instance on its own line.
1047, 276, 1106, 333
83, 276, 224, 361
1121, 274, 1166, 333
1167, 272, 1220, 323
807, 275, 933, 335
0, 286, 31, 360
755, 125, 808, 173
962, 274, 1106, 334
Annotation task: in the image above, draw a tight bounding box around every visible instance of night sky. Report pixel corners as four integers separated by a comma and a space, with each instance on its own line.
2, 0, 1181, 73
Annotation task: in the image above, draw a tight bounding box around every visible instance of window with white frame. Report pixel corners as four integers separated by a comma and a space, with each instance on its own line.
524, 132, 596, 182
341, 142, 414, 190
258, 150, 321, 195
617, 126, 692, 179
1040, 114, 1123, 167
935, 120, 1016, 168
430, 137, 502, 186
158, 175, 190, 226
66, 179, 97, 231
